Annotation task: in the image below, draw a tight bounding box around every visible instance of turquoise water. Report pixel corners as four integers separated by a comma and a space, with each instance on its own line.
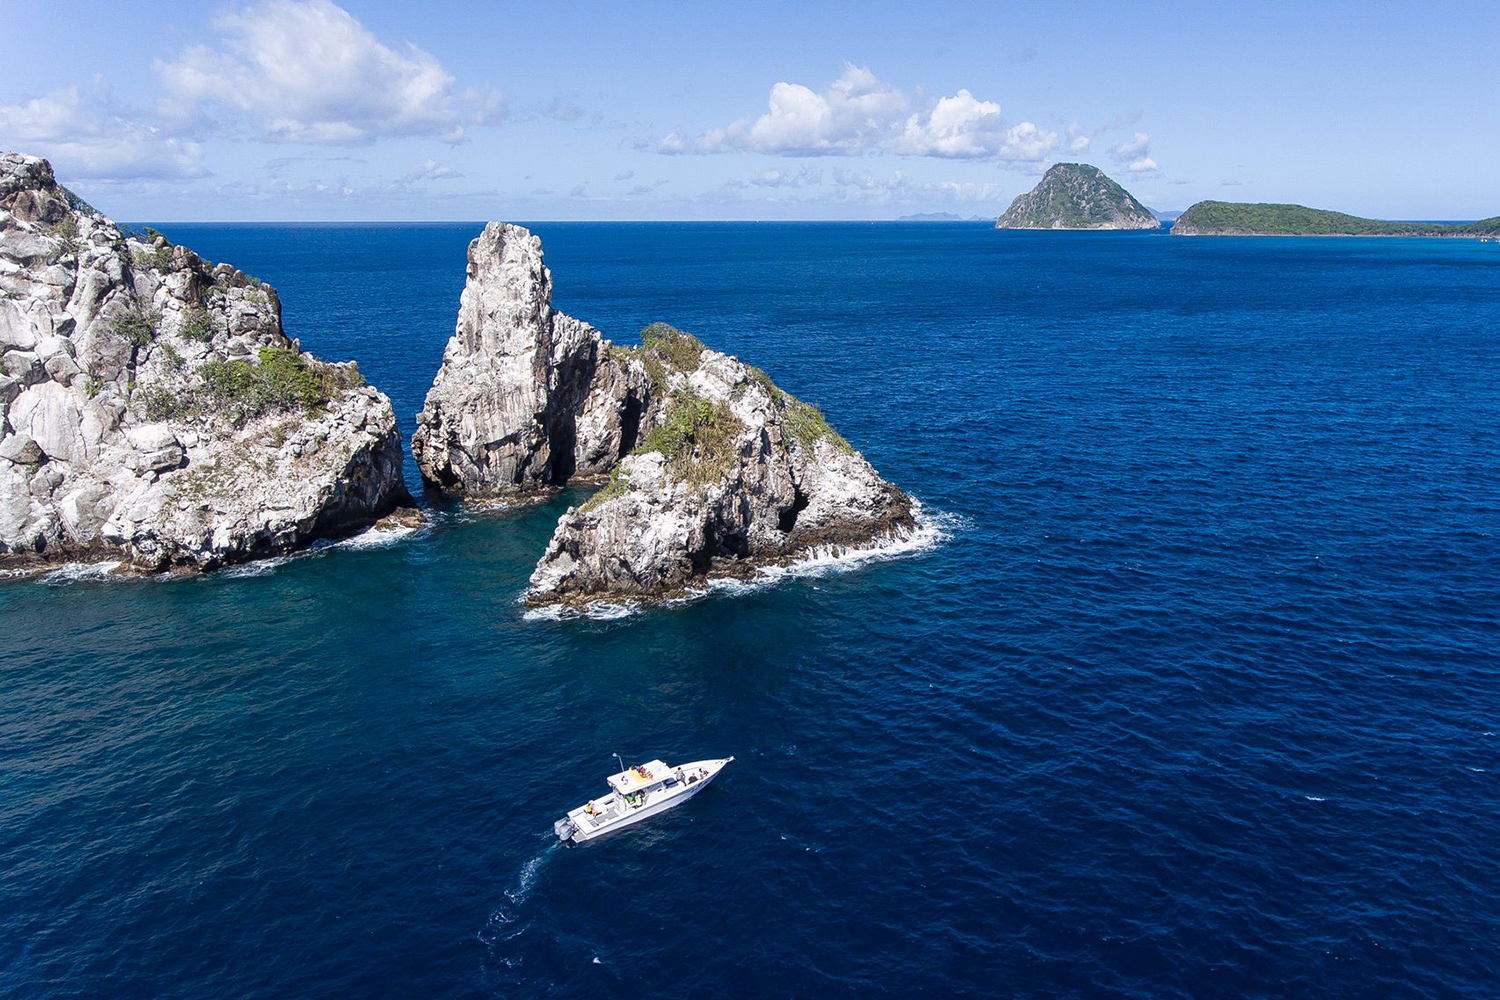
3, 223, 1499, 998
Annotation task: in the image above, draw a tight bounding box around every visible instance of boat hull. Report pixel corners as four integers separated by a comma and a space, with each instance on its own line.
557, 758, 731, 842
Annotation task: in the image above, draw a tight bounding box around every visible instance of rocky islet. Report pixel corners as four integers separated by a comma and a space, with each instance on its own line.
414, 222, 916, 605
0, 153, 411, 571
995, 163, 1160, 231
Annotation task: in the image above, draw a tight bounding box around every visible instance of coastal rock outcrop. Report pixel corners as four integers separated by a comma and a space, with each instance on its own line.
413, 223, 914, 604
0, 152, 410, 571
996, 163, 1159, 231
411, 223, 639, 493
525, 330, 913, 604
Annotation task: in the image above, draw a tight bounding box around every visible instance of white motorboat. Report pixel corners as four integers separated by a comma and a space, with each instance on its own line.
553, 757, 733, 842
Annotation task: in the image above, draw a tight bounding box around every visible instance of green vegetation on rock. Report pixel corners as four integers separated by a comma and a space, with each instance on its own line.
111, 302, 161, 348
586, 323, 856, 509
179, 306, 214, 342
139, 347, 365, 426
780, 396, 853, 454
641, 323, 705, 371
633, 388, 743, 486
740, 364, 853, 454
46, 215, 80, 262
1171, 201, 1500, 237
608, 323, 706, 393
58, 184, 96, 215
579, 466, 630, 512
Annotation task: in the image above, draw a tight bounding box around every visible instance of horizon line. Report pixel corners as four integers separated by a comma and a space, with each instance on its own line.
128, 218, 1009, 226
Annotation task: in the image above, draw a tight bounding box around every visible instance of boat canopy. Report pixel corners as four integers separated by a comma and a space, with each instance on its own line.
607, 759, 673, 793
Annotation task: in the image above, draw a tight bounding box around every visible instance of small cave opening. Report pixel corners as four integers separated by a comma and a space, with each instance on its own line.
618, 394, 644, 457
547, 416, 578, 484
778, 485, 809, 533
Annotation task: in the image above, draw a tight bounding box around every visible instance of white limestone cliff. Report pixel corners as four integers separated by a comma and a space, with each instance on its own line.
0, 152, 411, 571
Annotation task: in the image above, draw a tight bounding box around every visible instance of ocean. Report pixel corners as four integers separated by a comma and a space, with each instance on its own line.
2, 222, 1498, 999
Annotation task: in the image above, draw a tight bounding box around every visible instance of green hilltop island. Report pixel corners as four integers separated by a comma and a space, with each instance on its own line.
995, 163, 1160, 231
1171, 201, 1500, 237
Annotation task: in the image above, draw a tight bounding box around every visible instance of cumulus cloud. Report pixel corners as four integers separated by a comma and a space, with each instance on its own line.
153, 0, 503, 144
742, 64, 907, 155
889, 89, 1002, 158
657, 65, 1057, 164
1066, 122, 1090, 154
0, 80, 208, 180
1108, 131, 1157, 173
1111, 131, 1151, 159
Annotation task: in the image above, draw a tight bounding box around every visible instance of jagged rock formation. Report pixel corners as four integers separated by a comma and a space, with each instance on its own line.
411, 223, 636, 493
525, 331, 914, 604
413, 223, 914, 605
996, 163, 1159, 231
0, 152, 410, 571
1171, 200, 1500, 237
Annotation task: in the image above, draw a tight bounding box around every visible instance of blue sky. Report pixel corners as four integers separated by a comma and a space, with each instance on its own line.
1, 0, 1495, 221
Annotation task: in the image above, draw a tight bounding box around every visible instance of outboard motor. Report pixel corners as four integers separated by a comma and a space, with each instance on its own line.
553, 816, 576, 841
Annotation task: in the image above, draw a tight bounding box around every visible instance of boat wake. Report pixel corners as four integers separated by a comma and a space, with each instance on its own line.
477, 841, 559, 971
524, 499, 964, 621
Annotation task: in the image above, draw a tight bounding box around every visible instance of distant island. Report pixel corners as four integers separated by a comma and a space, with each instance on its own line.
996, 163, 1160, 231
895, 213, 988, 223
1171, 201, 1500, 237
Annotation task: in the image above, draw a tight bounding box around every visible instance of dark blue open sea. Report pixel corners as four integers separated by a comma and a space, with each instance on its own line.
3, 222, 1500, 999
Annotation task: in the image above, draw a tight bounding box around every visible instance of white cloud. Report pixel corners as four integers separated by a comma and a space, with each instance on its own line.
153, 0, 503, 144
0, 81, 207, 180
402, 158, 463, 182
657, 66, 1055, 164
997, 122, 1059, 161
890, 90, 1002, 158
1108, 132, 1157, 173
1110, 131, 1151, 160
743, 64, 907, 155
1066, 123, 1090, 153
743, 165, 824, 188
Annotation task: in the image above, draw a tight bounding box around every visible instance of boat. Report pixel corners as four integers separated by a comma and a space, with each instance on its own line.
553, 757, 733, 842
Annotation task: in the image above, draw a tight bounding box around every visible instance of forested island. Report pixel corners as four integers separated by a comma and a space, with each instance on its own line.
1171, 201, 1500, 237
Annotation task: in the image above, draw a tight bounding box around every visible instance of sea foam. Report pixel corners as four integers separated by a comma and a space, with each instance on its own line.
524, 499, 961, 621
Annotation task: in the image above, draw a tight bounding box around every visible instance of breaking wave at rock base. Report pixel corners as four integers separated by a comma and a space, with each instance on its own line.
523, 499, 962, 621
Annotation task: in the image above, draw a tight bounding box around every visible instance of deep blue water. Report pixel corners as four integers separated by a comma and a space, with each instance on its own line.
3, 223, 1500, 999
